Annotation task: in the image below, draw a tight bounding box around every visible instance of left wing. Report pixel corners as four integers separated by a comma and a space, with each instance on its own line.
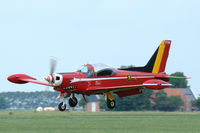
86, 79, 171, 92
87, 84, 143, 91
87, 84, 144, 98
71, 76, 154, 92
71, 76, 153, 92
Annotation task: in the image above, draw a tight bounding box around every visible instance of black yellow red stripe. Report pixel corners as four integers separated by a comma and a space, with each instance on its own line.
152, 40, 165, 73
159, 41, 171, 72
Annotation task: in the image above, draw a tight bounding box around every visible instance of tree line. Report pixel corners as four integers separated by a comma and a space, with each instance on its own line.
0, 91, 60, 110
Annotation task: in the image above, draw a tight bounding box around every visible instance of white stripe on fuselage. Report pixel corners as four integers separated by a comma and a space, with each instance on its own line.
70, 76, 154, 83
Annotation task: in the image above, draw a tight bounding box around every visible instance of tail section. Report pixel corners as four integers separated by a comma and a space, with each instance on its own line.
119, 40, 171, 73
148, 40, 171, 73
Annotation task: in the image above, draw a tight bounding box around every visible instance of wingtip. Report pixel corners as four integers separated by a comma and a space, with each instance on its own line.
7, 74, 33, 84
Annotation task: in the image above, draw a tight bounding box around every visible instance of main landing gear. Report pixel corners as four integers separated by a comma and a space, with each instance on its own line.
106, 92, 115, 109
68, 93, 78, 107
58, 93, 78, 111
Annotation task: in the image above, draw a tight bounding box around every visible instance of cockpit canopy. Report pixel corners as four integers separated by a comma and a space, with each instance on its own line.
77, 63, 117, 78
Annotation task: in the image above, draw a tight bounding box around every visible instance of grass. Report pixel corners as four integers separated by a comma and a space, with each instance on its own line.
0, 111, 200, 133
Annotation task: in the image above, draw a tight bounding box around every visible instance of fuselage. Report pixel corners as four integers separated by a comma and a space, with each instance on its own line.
53, 64, 169, 95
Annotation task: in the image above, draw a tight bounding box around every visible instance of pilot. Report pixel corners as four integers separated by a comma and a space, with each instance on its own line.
87, 67, 93, 78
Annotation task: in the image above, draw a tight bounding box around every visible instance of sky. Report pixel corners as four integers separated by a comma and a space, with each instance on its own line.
0, 0, 199, 97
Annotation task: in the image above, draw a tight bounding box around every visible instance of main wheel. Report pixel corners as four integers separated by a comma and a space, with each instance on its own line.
68, 97, 78, 107
58, 102, 66, 111
107, 99, 115, 109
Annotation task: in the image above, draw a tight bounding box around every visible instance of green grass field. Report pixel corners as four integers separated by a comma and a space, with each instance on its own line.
0, 111, 199, 133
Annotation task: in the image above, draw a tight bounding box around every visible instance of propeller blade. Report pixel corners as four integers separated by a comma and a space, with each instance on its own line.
50, 56, 57, 75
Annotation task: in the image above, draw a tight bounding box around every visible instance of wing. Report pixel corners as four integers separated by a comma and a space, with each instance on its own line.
87, 84, 143, 91
71, 76, 153, 93
7, 74, 52, 86
86, 78, 172, 96
87, 84, 143, 98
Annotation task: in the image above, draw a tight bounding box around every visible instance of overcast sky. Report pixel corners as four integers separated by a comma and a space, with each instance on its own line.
0, 0, 199, 97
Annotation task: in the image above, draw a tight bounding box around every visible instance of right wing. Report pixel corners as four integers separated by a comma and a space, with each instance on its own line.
7, 74, 52, 86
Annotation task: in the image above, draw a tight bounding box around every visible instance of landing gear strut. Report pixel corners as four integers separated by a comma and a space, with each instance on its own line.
106, 92, 115, 109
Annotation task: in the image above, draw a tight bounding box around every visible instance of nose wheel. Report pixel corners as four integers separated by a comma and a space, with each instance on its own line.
58, 102, 66, 111
57, 93, 78, 111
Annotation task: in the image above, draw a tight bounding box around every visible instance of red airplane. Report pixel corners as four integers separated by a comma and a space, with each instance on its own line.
7, 40, 184, 111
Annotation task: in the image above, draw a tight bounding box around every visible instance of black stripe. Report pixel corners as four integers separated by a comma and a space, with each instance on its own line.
144, 47, 159, 72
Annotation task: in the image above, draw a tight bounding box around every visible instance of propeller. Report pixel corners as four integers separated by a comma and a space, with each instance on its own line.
43, 56, 57, 104
45, 56, 58, 84
50, 56, 57, 75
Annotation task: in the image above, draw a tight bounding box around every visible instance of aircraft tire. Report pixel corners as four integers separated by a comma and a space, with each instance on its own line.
58, 102, 66, 111
68, 97, 78, 107
107, 99, 115, 109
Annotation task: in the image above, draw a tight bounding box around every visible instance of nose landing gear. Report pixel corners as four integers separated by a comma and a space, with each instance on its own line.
58, 93, 78, 111
58, 102, 66, 111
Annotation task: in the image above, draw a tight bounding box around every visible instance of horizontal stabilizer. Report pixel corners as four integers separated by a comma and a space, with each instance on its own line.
165, 76, 190, 79
143, 79, 172, 90
156, 76, 190, 79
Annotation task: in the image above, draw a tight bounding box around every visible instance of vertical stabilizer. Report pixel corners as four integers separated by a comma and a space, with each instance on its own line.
119, 40, 171, 73
151, 40, 171, 73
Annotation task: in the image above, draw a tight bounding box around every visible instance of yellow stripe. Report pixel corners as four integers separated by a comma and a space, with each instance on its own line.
152, 40, 165, 73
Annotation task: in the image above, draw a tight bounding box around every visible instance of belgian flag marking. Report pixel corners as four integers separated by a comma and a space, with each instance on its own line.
152, 40, 166, 73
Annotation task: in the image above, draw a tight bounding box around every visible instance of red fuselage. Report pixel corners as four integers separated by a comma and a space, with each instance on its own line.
52, 64, 170, 96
